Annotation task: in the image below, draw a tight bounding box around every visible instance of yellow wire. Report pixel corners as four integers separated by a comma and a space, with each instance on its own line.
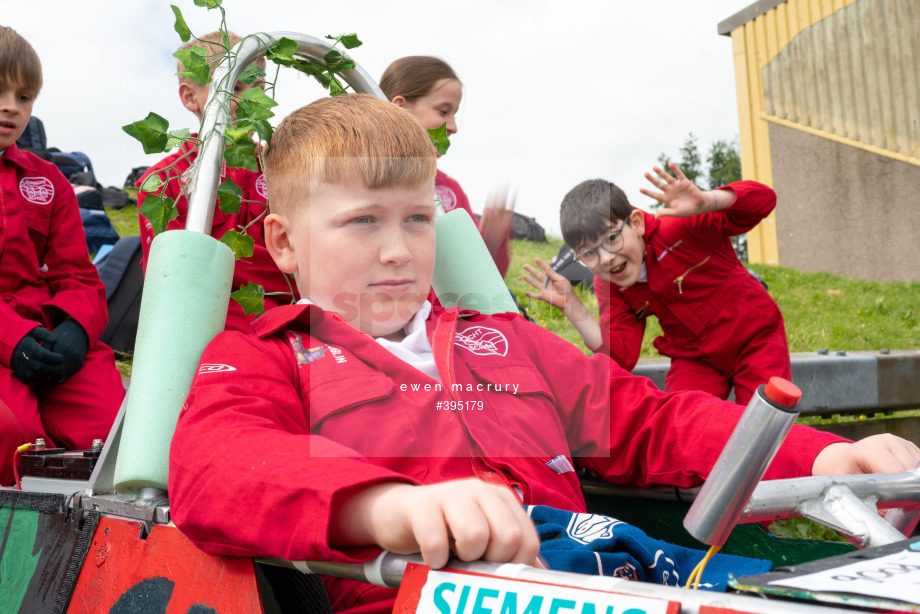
686, 544, 722, 590
15, 443, 32, 453
685, 560, 703, 588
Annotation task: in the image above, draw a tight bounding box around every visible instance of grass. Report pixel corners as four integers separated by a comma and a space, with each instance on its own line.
506, 237, 920, 356
108, 205, 141, 239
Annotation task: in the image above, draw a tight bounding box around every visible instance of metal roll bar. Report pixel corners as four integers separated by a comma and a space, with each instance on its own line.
184, 32, 385, 236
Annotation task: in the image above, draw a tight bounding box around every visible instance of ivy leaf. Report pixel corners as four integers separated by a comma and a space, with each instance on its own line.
123, 113, 171, 154
174, 46, 211, 85
313, 72, 333, 89
224, 121, 253, 143
166, 128, 192, 151
250, 119, 273, 144
224, 137, 258, 171
324, 49, 345, 69
239, 64, 265, 85
217, 178, 243, 214
266, 37, 298, 64
322, 50, 355, 73
230, 282, 265, 315
193, 0, 222, 7
427, 123, 451, 156
236, 87, 278, 122
290, 58, 324, 76
139, 174, 164, 194
220, 229, 255, 259
325, 33, 362, 49
139, 194, 178, 236
171, 5, 192, 42
328, 77, 346, 97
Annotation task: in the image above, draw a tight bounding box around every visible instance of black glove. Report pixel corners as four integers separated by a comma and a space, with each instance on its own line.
49, 318, 89, 383
10, 327, 65, 385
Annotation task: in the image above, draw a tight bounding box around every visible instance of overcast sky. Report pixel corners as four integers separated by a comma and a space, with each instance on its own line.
9, 0, 752, 236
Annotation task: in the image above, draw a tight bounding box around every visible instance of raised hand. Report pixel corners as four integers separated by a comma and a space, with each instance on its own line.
523, 257, 576, 311
479, 186, 516, 256
640, 163, 710, 219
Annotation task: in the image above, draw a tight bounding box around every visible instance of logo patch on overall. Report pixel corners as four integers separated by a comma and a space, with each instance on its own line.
565, 513, 623, 545
255, 174, 268, 199
455, 326, 508, 357
288, 333, 327, 365
20, 177, 54, 205
198, 364, 237, 374
435, 184, 458, 212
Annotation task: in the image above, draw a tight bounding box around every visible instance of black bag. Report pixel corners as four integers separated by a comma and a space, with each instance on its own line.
76, 188, 104, 211
510, 213, 547, 243
124, 166, 150, 189
80, 208, 119, 252
96, 236, 144, 355
101, 186, 131, 210
51, 150, 94, 180
551, 243, 594, 289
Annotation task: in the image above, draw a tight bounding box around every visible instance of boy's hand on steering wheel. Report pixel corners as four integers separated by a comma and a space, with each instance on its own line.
812, 434, 920, 476
335, 478, 541, 570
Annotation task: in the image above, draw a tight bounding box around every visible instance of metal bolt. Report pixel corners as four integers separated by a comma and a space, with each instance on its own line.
34, 438, 46, 449
880, 348, 890, 355
91, 439, 104, 452
817, 348, 829, 355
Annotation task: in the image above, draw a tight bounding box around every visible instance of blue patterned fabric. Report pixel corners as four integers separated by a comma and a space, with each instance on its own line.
529, 505, 772, 591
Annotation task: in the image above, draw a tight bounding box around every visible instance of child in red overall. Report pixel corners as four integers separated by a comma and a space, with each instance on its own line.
525, 164, 789, 405
0, 26, 123, 486
137, 31, 297, 333
381, 56, 513, 277
168, 95, 920, 614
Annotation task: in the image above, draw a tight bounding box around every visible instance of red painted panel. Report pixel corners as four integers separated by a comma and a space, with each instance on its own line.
67, 518, 263, 614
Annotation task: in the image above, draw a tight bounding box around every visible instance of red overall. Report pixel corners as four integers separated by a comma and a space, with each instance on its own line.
593, 181, 791, 405
0, 144, 123, 485
169, 302, 844, 613
137, 138, 298, 333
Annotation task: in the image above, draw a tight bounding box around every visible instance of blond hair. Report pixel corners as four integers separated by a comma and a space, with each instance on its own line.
176, 30, 265, 85
0, 26, 42, 94
264, 94, 437, 215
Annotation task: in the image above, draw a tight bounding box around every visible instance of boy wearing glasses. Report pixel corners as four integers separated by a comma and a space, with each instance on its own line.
524, 164, 788, 405
171, 96, 920, 614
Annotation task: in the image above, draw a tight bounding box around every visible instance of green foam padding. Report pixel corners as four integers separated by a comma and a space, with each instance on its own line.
432, 210, 517, 314
113, 230, 234, 493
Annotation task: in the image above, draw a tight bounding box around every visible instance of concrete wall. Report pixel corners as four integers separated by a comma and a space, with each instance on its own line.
769, 122, 920, 282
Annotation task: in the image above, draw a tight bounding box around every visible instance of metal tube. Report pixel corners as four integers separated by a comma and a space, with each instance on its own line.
740, 465, 920, 523
684, 381, 801, 545
798, 485, 906, 548
184, 31, 384, 236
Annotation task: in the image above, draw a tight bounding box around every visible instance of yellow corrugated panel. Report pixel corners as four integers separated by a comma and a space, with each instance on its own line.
761, 0, 920, 160
727, 0, 920, 263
